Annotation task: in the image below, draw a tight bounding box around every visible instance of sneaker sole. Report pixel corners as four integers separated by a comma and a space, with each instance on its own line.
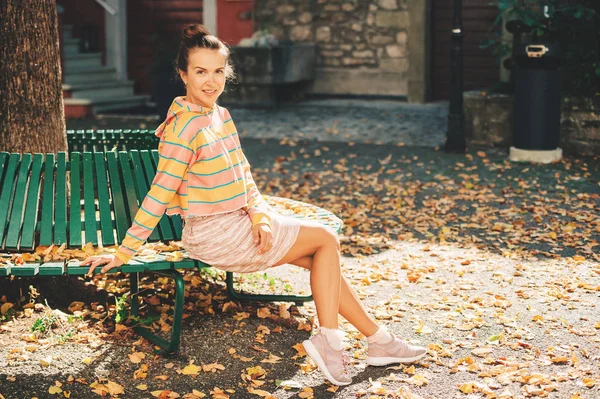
366, 352, 427, 366
302, 340, 351, 386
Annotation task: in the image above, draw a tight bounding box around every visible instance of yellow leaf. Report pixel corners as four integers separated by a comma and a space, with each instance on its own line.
582, 377, 595, 387
129, 352, 145, 364
181, 364, 202, 375
257, 308, 271, 319
458, 382, 474, 394
63, 391, 71, 398
106, 380, 125, 396
137, 384, 148, 391
192, 390, 207, 398
279, 304, 290, 319
471, 347, 493, 357
48, 386, 62, 395
298, 387, 314, 399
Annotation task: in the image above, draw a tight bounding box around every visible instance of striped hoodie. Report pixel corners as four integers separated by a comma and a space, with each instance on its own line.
115, 97, 271, 264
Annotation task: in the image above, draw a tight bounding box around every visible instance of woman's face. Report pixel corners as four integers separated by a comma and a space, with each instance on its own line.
179, 48, 227, 108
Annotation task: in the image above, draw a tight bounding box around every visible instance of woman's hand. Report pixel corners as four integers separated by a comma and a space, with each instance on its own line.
80, 254, 124, 277
252, 224, 273, 254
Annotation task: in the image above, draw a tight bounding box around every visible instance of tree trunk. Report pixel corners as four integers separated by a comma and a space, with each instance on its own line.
0, 0, 67, 153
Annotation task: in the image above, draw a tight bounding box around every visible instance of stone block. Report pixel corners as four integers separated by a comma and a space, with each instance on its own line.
378, 0, 399, 10
291, 25, 313, 42
386, 44, 407, 58
352, 50, 375, 58
316, 26, 331, 42
342, 3, 356, 11
380, 57, 408, 72
299, 12, 313, 24
376, 11, 409, 29
276, 5, 295, 15
371, 35, 395, 46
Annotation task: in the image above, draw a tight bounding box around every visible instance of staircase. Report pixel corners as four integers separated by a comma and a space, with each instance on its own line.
62, 24, 149, 118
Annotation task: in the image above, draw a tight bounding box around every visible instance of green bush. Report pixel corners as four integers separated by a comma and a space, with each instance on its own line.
484, 0, 599, 96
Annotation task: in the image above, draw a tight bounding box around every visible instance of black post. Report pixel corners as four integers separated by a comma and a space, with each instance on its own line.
445, 0, 466, 153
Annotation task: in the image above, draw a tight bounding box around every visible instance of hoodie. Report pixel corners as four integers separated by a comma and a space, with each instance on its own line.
115, 97, 271, 264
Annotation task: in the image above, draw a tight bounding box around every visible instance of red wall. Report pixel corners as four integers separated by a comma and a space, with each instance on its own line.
216, 0, 254, 46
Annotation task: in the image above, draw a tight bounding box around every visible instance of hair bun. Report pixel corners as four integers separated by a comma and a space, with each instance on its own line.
182, 24, 211, 40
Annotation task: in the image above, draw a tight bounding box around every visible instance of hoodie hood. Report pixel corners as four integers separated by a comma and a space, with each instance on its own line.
155, 96, 214, 140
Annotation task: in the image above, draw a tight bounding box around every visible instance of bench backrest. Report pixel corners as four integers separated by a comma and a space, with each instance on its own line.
0, 150, 180, 252
67, 129, 159, 153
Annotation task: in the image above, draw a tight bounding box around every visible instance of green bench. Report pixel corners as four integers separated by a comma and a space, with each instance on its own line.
0, 150, 342, 352
67, 129, 159, 152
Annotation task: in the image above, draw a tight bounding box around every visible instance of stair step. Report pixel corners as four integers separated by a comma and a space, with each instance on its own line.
62, 24, 74, 40
63, 80, 135, 100
64, 53, 103, 72
63, 38, 80, 56
65, 95, 151, 114
63, 66, 117, 84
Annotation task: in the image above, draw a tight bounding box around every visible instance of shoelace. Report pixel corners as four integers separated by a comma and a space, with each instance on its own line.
341, 352, 351, 374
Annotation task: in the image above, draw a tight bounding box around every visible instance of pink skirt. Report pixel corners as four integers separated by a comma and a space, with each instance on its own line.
181, 209, 301, 273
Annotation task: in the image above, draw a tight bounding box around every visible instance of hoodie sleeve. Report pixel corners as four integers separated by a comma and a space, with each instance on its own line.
223, 108, 271, 228
241, 151, 272, 227
114, 129, 197, 264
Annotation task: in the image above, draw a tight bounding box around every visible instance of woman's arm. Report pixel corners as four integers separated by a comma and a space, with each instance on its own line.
115, 135, 196, 264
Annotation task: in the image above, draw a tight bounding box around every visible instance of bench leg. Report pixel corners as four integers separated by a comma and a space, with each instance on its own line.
130, 270, 184, 354
226, 271, 313, 306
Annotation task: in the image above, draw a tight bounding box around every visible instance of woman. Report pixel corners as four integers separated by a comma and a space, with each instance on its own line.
82, 24, 426, 386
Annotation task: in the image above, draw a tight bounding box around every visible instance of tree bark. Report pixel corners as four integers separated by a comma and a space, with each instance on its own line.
0, 0, 67, 153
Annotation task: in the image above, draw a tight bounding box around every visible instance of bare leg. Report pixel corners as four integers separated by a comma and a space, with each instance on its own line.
287, 256, 378, 337
275, 223, 378, 336
275, 224, 341, 329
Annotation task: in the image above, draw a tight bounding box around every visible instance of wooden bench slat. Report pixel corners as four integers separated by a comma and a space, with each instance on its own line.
20, 154, 44, 250
69, 153, 83, 247
132, 150, 174, 242
82, 152, 98, 246
94, 153, 116, 246
54, 153, 68, 245
6, 154, 32, 250
39, 154, 56, 246
38, 261, 65, 276
106, 152, 129, 242
0, 153, 19, 249
11, 263, 40, 277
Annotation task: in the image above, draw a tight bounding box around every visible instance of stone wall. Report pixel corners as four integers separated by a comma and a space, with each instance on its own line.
254, 0, 412, 97
465, 91, 600, 156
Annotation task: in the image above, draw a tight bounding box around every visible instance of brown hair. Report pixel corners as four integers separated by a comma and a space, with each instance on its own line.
177, 24, 234, 79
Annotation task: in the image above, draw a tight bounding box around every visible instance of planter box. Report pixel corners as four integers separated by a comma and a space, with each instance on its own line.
464, 91, 600, 155
220, 43, 317, 107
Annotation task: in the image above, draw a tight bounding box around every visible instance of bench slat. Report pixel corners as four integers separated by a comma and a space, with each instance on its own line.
38, 261, 65, 276
82, 152, 98, 246
6, 154, 32, 250
11, 263, 40, 277
106, 152, 129, 242
39, 154, 56, 246
69, 153, 83, 247
20, 154, 44, 250
0, 153, 19, 249
94, 153, 115, 246
54, 153, 68, 245
131, 151, 173, 242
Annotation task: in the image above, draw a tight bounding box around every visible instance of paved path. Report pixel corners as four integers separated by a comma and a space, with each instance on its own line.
73, 99, 450, 148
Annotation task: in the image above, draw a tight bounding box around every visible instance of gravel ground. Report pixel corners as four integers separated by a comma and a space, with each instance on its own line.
1, 102, 598, 399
